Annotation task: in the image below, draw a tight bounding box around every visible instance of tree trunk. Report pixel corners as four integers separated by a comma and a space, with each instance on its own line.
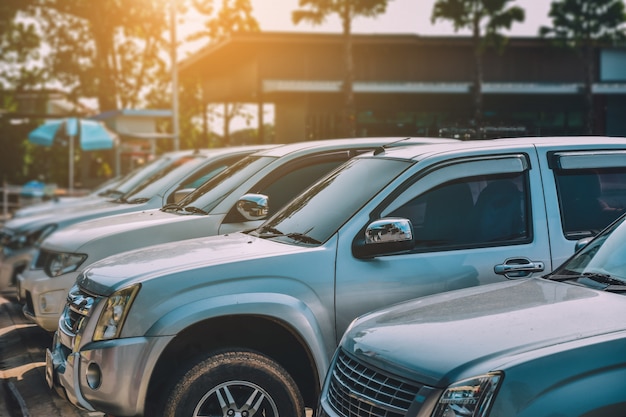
341, 4, 356, 138
583, 43, 595, 134
223, 102, 230, 146
472, 12, 483, 128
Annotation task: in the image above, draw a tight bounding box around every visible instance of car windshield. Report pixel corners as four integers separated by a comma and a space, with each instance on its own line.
166, 156, 276, 214
250, 157, 411, 245
117, 155, 206, 203
109, 154, 183, 196
548, 214, 626, 289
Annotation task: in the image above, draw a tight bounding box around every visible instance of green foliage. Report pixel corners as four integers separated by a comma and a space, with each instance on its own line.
431, 0, 524, 125
539, 0, 626, 134
431, 0, 525, 50
188, 0, 259, 42
184, 0, 260, 145
292, 0, 388, 26
539, 0, 626, 47
35, 0, 173, 112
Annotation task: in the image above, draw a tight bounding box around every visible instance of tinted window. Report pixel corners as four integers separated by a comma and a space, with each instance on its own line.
390, 172, 529, 250
556, 168, 626, 239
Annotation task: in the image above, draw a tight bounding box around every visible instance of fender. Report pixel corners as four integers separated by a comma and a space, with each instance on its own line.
146, 291, 335, 381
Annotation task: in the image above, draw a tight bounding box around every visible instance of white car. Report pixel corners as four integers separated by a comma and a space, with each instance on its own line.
0, 145, 270, 292
19, 137, 454, 331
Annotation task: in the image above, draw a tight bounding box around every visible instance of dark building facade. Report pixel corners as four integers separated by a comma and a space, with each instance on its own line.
179, 32, 626, 143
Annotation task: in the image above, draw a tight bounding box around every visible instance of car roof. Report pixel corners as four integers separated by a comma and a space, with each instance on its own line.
161, 144, 278, 159
366, 135, 626, 161
251, 137, 459, 158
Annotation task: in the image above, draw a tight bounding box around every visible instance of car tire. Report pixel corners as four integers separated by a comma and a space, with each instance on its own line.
161, 349, 305, 417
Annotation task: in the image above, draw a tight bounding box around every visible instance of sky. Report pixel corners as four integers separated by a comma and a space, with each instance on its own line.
247, 0, 552, 36
185, 0, 554, 135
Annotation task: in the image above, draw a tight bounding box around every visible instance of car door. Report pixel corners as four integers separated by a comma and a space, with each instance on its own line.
334, 151, 551, 336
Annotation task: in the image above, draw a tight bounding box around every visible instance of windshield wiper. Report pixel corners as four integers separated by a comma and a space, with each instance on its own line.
552, 272, 626, 292
161, 203, 183, 212
254, 226, 284, 238
284, 232, 321, 244
184, 206, 209, 215
127, 197, 150, 204
99, 189, 123, 197
579, 272, 626, 287
253, 226, 320, 244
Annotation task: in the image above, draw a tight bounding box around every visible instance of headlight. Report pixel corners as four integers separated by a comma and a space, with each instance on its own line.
45, 252, 87, 277
432, 372, 502, 417
93, 284, 140, 341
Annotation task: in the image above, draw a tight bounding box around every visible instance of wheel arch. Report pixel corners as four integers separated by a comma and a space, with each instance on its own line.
146, 310, 327, 412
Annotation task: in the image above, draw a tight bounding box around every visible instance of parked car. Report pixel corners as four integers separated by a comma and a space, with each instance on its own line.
318, 213, 626, 417
11, 153, 186, 219
47, 136, 626, 417
0, 145, 271, 291
18, 137, 453, 331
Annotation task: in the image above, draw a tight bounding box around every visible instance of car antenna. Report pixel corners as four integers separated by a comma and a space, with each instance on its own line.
374, 137, 411, 155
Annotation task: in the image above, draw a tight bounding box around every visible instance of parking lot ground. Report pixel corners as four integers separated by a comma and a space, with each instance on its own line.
0, 288, 101, 417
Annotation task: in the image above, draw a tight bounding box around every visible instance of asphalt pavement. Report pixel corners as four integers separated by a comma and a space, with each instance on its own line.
0, 287, 100, 417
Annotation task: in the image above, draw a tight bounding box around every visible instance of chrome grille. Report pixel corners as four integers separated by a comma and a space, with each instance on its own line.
327, 349, 422, 417
62, 284, 98, 334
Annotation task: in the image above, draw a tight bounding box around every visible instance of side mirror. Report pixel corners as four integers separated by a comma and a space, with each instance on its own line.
236, 193, 269, 221
353, 218, 414, 259
574, 236, 594, 252
173, 188, 195, 203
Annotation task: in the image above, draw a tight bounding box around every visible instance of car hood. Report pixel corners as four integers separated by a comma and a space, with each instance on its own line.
2, 199, 155, 233
79, 232, 308, 295
12, 195, 101, 218
342, 277, 626, 386
42, 209, 197, 252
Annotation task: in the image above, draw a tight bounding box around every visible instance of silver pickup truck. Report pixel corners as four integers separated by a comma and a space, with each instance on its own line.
318, 212, 626, 417
48, 136, 626, 417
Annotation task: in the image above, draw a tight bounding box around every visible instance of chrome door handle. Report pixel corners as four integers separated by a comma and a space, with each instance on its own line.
494, 259, 544, 278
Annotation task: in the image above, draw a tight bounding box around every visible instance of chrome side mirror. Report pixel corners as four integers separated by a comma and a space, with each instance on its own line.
354, 218, 414, 258
236, 193, 269, 221
575, 236, 594, 252
365, 218, 413, 243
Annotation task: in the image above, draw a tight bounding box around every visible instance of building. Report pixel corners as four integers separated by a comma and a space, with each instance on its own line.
179, 32, 626, 142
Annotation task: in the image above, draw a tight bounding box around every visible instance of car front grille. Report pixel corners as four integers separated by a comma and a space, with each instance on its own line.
326, 349, 423, 417
62, 284, 98, 334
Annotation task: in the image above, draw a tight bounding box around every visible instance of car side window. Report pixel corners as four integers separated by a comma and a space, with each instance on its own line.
167, 155, 245, 204
223, 155, 352, 223
555, 168, 626, 239
258, 160, 345, 214
389, 172, 530, 250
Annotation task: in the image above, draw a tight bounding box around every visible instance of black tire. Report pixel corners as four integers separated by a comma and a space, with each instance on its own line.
161, 349, 305, 417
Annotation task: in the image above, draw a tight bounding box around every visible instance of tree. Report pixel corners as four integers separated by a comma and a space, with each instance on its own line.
431, 0, 524, 127
292, 0, 390, 138
188, 0, 260, 146
34, 0, 172, 112
0, 1, 43, 89
540, 0, 626, 134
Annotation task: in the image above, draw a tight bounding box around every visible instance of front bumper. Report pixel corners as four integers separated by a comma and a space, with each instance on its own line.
19, 269, 79, 332
0, 248, 36, 291
48, 325, 173, 416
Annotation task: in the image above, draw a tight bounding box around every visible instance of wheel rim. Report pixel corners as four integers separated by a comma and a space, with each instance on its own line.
192, 380, 280, 417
